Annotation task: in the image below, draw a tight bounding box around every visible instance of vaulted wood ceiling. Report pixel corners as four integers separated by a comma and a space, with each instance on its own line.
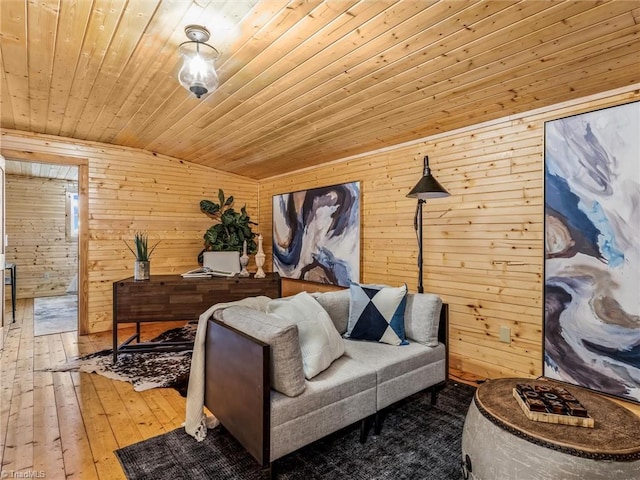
1, 0, 639, 179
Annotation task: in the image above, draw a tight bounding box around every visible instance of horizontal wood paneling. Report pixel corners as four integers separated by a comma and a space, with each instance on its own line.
5, 175, 77, 299
259, 87, 640, 381
1, 129, 258, 333
2, 86, 638, 377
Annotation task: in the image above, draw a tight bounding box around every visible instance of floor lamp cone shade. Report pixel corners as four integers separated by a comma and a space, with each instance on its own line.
407, 156, 450, 198
407, 156, 450, 294
407, 175, 450, 198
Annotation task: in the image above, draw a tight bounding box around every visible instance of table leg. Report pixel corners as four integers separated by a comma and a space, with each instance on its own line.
10, 266, 16, 323
114, 323, 144, 363
113, 323, 118, 363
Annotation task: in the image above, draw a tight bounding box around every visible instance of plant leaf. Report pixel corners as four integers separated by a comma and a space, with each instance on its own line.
200, 189, 257, 254
200, 200, 220, 216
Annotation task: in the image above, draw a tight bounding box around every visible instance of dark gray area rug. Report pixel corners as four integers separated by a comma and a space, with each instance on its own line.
116, 381, 476, 480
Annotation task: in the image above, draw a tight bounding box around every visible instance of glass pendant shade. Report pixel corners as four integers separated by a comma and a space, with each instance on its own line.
178, 40, 219, 99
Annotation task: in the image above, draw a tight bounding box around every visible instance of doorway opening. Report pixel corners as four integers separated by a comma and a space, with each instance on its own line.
4, 159, 79, 336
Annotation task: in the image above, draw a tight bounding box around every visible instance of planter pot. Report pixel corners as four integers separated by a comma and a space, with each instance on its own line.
134, 260, 150, 281
202, 251, 240, 274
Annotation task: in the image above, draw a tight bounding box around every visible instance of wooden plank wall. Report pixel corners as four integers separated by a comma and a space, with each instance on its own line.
0, 130, 258, 333
259, 87, 640, 381
5, 175, 77, 299
1, 87, 637, 378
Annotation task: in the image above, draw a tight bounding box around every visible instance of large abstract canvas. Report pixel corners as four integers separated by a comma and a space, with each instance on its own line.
544, 101, 640, 403
273, 182, 360, 287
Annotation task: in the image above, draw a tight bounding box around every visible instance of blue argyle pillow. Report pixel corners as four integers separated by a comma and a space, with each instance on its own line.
345, 283, 408, 346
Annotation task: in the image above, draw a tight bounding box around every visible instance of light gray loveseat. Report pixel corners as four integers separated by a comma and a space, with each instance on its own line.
203, 288, 448, 476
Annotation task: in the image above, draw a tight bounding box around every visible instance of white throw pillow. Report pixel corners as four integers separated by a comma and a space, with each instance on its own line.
267, 292, 344, 379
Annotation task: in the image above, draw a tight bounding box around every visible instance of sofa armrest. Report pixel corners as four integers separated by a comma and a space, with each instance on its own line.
204, 318, 271, 466
439, 302, 448, 345
439, 303, 449, 380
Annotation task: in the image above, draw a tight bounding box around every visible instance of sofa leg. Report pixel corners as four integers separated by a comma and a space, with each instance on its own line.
374, 411, 385, 435
359, 417, 370, 444
260, 462, 274, 480
431, 387, 438, 406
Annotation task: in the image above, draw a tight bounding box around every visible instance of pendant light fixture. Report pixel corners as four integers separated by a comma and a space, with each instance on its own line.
178, 25, 220, 99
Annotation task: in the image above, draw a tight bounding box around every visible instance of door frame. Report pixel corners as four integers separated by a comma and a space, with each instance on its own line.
1, 149, 89, 335
1, 154, 5, 349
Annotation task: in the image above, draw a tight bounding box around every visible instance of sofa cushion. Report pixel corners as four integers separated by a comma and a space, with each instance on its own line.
267, 292, 344, 379
270, 355, 377, 428
311, 289, 350, 334
221, 306, 306, 397
344, 339, 446, 409
344, 339, 445, 385
345, 283, 408, 346
404, 293, 443, 347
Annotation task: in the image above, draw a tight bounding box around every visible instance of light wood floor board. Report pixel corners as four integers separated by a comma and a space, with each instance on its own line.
0, 299, 188, 480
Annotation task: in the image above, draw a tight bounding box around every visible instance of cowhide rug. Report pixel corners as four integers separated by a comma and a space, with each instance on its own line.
44, 324, 196, 396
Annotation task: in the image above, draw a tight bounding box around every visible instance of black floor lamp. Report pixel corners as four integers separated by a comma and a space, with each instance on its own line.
406, 156, 450, 293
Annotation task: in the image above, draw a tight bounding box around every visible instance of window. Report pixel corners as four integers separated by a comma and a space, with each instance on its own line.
66, 190, 79, 241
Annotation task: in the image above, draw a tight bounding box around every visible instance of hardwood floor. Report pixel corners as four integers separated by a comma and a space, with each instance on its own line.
1, 298, 188, 480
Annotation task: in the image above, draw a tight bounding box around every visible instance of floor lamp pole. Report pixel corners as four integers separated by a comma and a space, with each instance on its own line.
417, 199, 425, 294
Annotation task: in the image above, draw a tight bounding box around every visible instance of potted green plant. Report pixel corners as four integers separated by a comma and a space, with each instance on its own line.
125, 232, 160, 281
199, 189, 258, 269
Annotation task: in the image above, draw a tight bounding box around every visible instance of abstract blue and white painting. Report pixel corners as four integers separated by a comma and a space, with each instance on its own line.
544, 101, 640, 403
273, 182, 360, 287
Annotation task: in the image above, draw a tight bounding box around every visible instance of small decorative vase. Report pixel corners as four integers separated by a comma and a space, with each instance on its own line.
238, 240, 250, 277
238, 253, 250, 277
134, 260, 150, 281
254, 234, 266, 278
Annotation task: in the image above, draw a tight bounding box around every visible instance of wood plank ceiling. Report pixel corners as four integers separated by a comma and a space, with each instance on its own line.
3, 159, 78, 180
1, 0, 639, 180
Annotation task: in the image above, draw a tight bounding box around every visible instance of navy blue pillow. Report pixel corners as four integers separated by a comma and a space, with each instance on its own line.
345, 283, 408, 346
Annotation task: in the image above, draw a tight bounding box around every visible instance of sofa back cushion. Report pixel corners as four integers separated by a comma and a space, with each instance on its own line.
311, 289, 350, 334
267, 292, 344, 379
311, 289, 444, 347
221, 306, 306, 397
404, 293, 443, 347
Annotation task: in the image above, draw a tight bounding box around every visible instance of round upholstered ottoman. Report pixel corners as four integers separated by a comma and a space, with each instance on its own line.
461, 378, 640, 480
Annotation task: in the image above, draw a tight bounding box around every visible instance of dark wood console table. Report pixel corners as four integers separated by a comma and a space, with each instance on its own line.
112, 273, 281, 362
